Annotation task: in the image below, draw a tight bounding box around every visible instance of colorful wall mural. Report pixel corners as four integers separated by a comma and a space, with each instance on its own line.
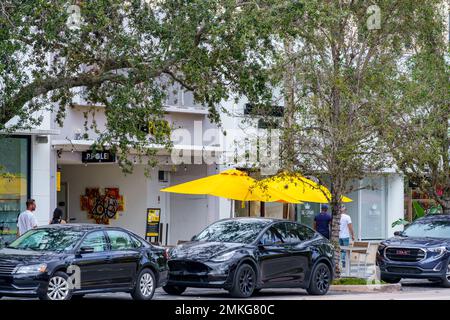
80, 187, 125, 224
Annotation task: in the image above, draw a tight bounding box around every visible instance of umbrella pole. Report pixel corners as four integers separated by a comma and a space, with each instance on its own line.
229, 199, 234, 218
287, 204, 290, 220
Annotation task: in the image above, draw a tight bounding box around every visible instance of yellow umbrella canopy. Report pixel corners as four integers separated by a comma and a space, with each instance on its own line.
161, 169, 300, 203
261, 172, 352, 204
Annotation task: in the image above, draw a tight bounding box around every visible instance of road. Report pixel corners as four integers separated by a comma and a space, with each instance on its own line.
3, 280, 450, 300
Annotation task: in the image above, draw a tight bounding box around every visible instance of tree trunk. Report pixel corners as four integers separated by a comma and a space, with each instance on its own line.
442, 200, 450, 215
282, 38, 296, 221
330, 200, 342, 277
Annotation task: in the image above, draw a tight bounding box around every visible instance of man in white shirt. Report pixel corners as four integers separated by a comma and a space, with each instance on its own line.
17, 199, 38, 237
339, 205, 355, 267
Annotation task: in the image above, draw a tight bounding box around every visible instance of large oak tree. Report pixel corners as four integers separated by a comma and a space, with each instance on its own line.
0, 0, 278, 171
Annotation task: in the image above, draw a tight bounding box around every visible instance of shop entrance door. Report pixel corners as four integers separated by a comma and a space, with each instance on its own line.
57, 182, 69, 222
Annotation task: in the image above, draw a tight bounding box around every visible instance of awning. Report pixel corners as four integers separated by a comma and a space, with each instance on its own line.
1, 129, 60, 136
51, 139, 223, 154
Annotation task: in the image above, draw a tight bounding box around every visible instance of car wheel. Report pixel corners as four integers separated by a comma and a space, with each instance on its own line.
229, 263, 256, 298
162, 285, 187, 295
439, 261, 450, 288
131, 268, 156, 300
380, 275, 401, 284
39, 271, 73, 301
307, 262, 331, 295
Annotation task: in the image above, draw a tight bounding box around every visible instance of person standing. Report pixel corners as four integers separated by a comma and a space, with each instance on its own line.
314, 204, 332, 239
17, 199, 38, 237
339, 205, 355, 267
49, 208, 66, 225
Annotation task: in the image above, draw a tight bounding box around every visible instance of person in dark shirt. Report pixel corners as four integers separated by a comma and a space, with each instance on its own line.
314, 205, 332, 239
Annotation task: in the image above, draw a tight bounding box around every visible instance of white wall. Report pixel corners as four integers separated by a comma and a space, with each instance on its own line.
59, 163, 221, 244
168, 164, 210, 244
31, 136, 53, 226
387, 173, 405, 237
60, 164, 149, 237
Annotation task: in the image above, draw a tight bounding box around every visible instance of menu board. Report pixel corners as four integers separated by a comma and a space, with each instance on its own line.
146, 208, 161, 239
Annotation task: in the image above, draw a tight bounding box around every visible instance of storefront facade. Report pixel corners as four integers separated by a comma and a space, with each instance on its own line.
234, 174, 404, 240
56, 161, 229, 245
0, 136, 30, 245
0, 94, 405, 245
0, 125, 57, 246
47, 99, 231, 245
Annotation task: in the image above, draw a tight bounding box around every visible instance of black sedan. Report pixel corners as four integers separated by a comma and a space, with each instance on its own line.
164, 218, 334, 298
0, 224, 168, 300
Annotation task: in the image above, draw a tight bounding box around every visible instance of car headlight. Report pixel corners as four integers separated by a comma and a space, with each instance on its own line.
14, 263, 47, 274
427, 247, 447, 259
210, 251, 236, 263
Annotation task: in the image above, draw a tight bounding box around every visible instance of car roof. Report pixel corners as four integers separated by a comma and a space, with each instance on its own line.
218, 217, 294, 224
36, 223, 122, 232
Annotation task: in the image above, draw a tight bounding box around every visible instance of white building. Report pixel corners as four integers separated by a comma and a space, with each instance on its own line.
0, 90, 404, 246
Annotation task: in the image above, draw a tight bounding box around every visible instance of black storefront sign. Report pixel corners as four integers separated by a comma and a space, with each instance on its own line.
82, 150, 116, 163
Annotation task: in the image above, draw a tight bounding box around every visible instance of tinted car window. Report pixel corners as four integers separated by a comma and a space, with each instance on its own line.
260, 225, 285, 245
290, 223, 316, 242
130, 235, 143, 248
80, 231, 108, 252
285, 223, 306, 243
403, 219, 450, 239
108, 230, 134, 250
195, 219, 272, 244
8, 228, 83, 252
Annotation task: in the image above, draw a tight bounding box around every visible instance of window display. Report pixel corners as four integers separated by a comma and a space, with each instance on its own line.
0, 137, 30, 246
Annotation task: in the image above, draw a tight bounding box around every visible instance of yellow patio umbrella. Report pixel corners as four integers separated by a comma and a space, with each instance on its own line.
261, 172, 352, 204
160, 169, 300, 203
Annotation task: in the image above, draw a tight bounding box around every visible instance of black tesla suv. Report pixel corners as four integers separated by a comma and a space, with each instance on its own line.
163, 218, 335, 298
0, 224, 168, 300
377, 215, 450, 287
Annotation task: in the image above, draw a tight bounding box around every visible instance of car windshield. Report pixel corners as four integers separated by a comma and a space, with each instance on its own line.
402, 219, 450, 239
194, 219, 271, 244
7, 228, 84, 252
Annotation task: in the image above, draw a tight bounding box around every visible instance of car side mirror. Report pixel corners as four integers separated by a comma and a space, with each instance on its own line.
190, 235, 197, 242
394, 231, 403, 237
78, 246, 95, 254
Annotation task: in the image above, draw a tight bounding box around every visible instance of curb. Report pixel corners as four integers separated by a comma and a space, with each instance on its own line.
330, 283, 402, 293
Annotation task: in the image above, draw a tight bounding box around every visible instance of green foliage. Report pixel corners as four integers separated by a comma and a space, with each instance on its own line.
378, 2, 450, 213
412, 201, 426, 219
0, 0, 277, 173
392, 201, 444, 228
391, 219, 410, 228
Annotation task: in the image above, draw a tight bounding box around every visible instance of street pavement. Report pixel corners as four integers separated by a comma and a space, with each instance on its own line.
3, 279, 450, 300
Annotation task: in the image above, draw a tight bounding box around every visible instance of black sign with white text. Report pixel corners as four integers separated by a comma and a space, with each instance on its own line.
81, 150, 116, 163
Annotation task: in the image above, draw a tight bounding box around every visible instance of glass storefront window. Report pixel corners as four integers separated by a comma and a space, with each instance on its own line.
296, 202, 320, 228
0, 137, 30, 245
264, 202, 283, 219
343, 186, 360, 239
360, 177, 386, 240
